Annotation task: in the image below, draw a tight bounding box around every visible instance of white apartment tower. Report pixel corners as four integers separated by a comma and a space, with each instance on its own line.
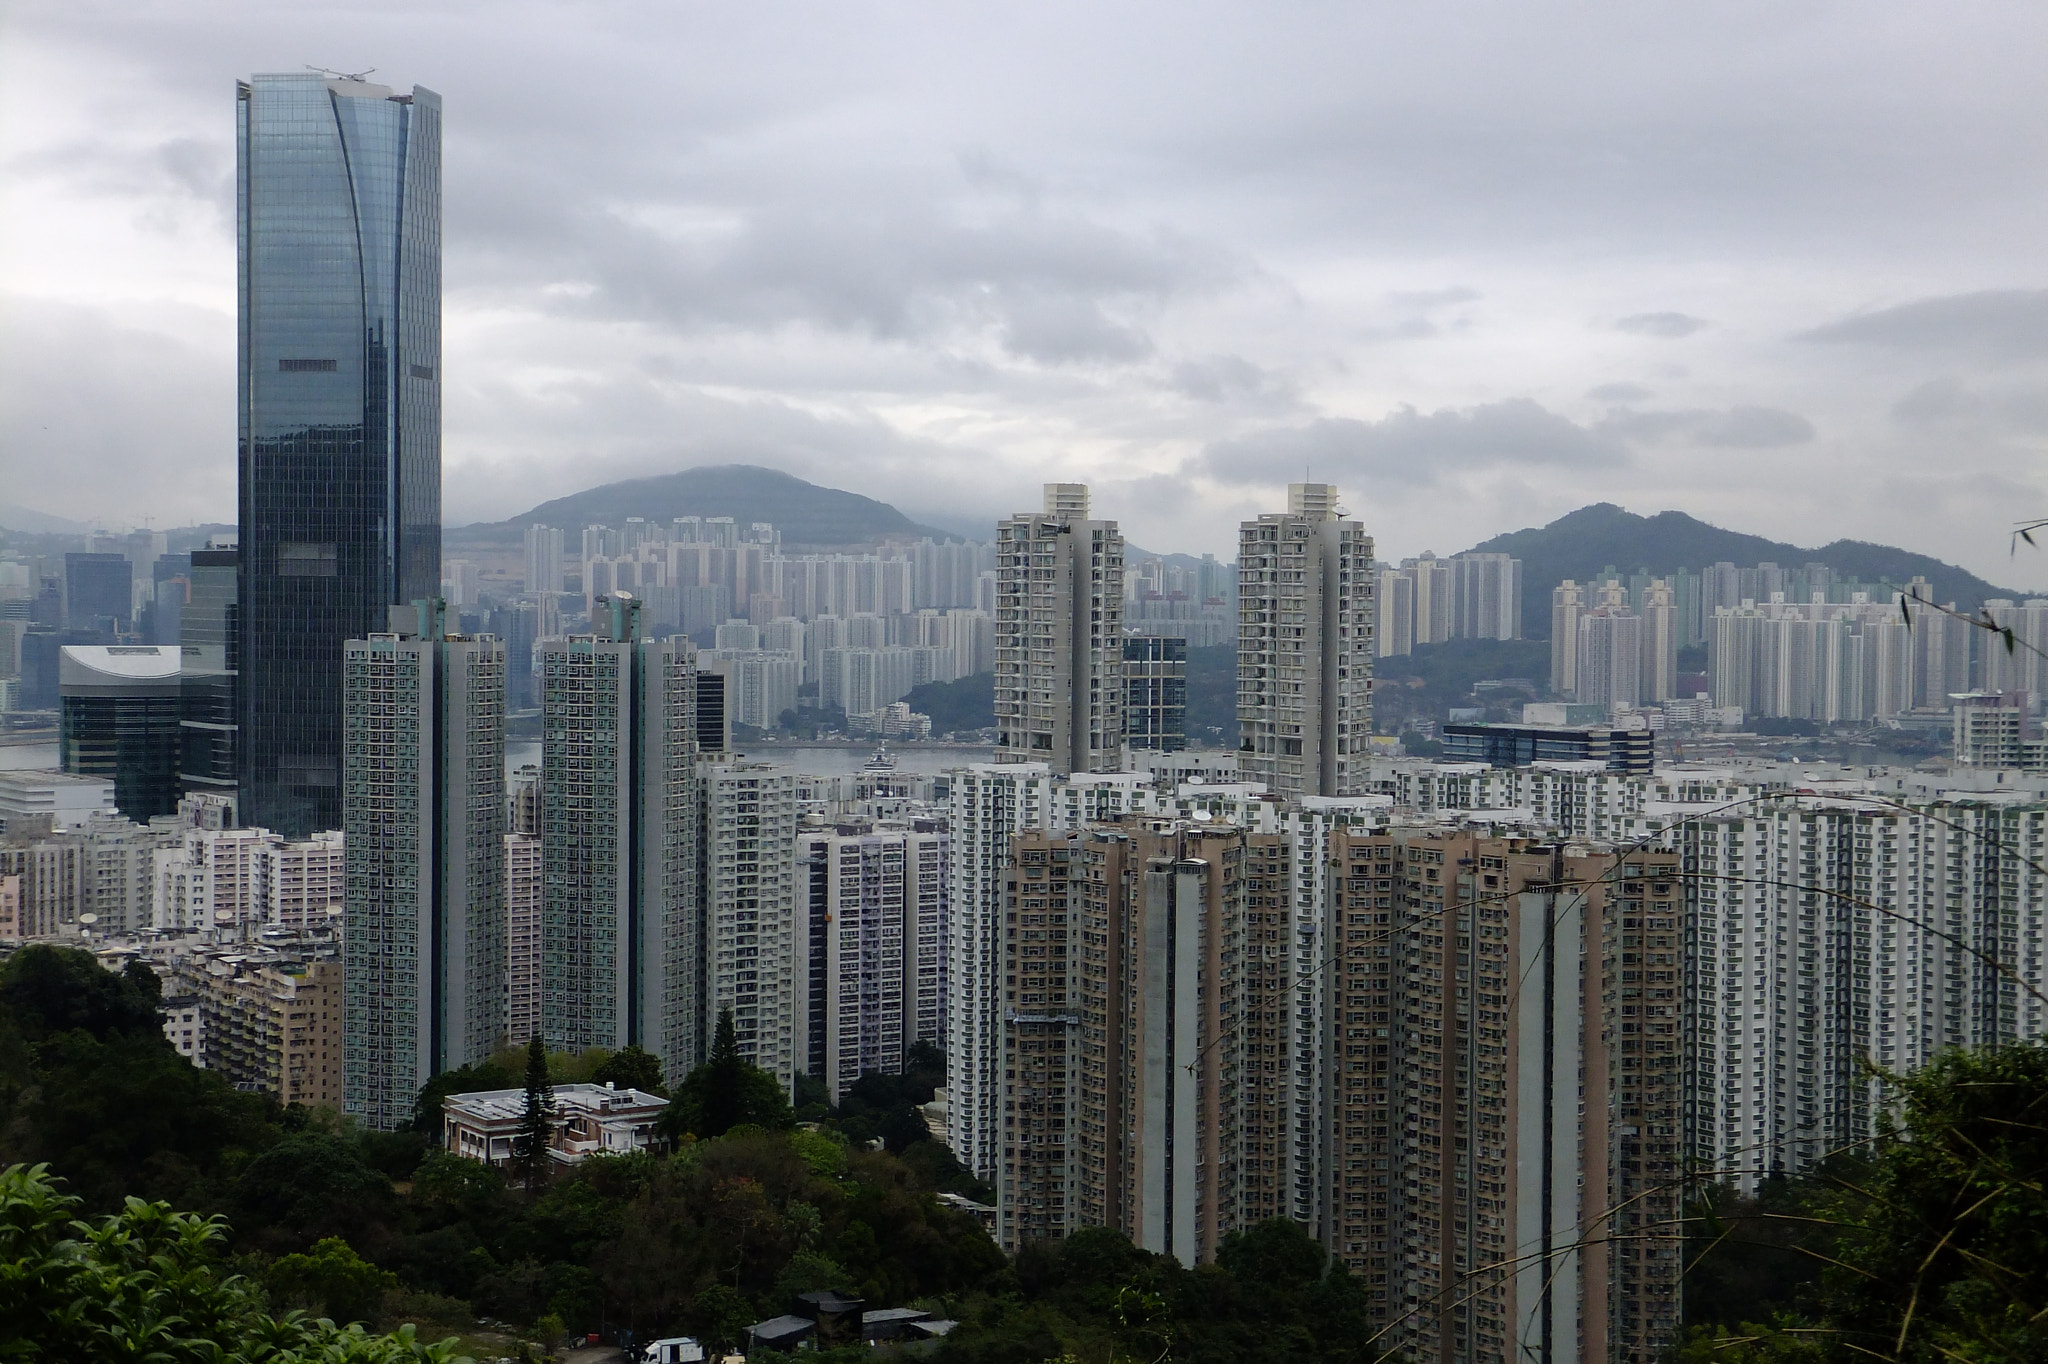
801, 822, 949, 1100
524, 523, 565, 595
341, 601, 507, 1130
702, 761, 802, 1083
993, 484, 1126, 777
947, 762, 1057, 1181
1236, 483, 1375, 799
537, 594, 704, 1082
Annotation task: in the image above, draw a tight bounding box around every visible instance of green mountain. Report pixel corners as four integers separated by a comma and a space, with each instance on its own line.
450, 464, 957, 549
1466, 504, 2027, 639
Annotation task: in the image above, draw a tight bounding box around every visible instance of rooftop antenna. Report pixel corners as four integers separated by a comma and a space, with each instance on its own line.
305, 65, 377, 81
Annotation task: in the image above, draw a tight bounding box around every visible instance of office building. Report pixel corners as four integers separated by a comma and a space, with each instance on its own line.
1237, 483, 1375, 799
64, 552, 133, 632
179, 546, 239, 805
341, 601, 506, 1130
1440, 721, 1655, 775
236, 71, 442, 838
538, 596, 705, 1081
1121, 635, 1187, 754
703, 761, 801, 1083
801, 821, 948, 1099
1322, 829, 1683, 1363
993, 484, 1125, 776
59, 645, 183, 822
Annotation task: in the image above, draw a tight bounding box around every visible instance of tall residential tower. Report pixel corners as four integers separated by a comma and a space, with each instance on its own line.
237, 71, 442, 837
1237, 484, 1375, 798
993, 484, 1125, 776
538, 595, 705, 1081
341, 601, 505, 1130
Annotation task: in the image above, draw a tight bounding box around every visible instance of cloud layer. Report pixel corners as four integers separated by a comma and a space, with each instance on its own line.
3, 1, 2047, 587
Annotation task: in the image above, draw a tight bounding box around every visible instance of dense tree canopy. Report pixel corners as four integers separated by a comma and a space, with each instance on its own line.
1682, 1042, 2048, 1363
0, 1163, 461, 1363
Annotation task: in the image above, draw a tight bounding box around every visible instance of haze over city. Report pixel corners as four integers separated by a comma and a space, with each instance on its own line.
5, 1, 2048, 582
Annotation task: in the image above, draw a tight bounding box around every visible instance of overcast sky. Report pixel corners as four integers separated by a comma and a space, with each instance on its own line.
5, 1, 2047, 583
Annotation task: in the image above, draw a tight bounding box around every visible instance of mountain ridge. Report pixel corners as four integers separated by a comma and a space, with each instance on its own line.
1464, 503, 2027, 638
448, 464, 958, 548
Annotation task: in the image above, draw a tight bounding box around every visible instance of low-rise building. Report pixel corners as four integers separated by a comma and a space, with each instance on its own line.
442, 1082, 668, 1168
163, 992, 203, 1062
156, 950, 342, 1108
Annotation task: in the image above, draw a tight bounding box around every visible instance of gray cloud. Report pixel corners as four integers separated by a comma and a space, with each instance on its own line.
1799, 290, 2048, 361
1387, 286, 1480, 308
1615, 312, 1708, 338
1890, 376, 2048, 434
1587, 382, 1655, 402
5, 2, 2048, 583
1598, 404, 1815, 447
1199, 399, 1627, 489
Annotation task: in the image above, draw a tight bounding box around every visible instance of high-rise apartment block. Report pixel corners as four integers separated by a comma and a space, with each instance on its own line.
237, 72, 441, 838
993, 485, 1125, 776
999, 818, 1292, 1263
524, 524, 566, 595
801, 820, 948, 1099
702, 761, 801, 1082
1322, 829, 1683, 1363
1237, 484, 1374, 799
538, 596, 704, 1081
341, 601, 506, 1130
948, 762, 1058, 1182
1375, 552, 1521, 655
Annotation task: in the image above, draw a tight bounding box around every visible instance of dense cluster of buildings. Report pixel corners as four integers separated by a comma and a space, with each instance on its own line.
1547, 559, 2048, 728
12, 68, 2048, 1364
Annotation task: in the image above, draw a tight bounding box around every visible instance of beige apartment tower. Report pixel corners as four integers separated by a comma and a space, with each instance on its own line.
1323, 827, 1682, 1364
993, 484, 1125, 776
998, 818, 1290, 1263
1237, 484, 1375, 798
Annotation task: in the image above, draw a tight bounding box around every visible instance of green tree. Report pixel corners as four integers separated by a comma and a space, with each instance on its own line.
1684, 1043, 2048, 1363
413, 1057, 517, 1133
268, 1235, 400, 1325
665, 1008, 794, 1140
234, 1132, 394, 1247
513, 1037, 557, 1192
592, 1043, 667, 1097
686, 1283, 757, 1354
0, 943, 163, 1042
0, 1162, 464, 1362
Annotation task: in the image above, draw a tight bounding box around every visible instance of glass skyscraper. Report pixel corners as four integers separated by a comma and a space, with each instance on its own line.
236, 72, 441, 837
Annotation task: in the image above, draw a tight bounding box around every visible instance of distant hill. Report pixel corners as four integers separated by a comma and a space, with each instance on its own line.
0, 502, 88, 535
1466, 504, 2026, 639
450, 464, 958, 549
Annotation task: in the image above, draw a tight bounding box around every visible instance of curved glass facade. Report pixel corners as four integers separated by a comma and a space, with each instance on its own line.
237, 73, 441, 837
